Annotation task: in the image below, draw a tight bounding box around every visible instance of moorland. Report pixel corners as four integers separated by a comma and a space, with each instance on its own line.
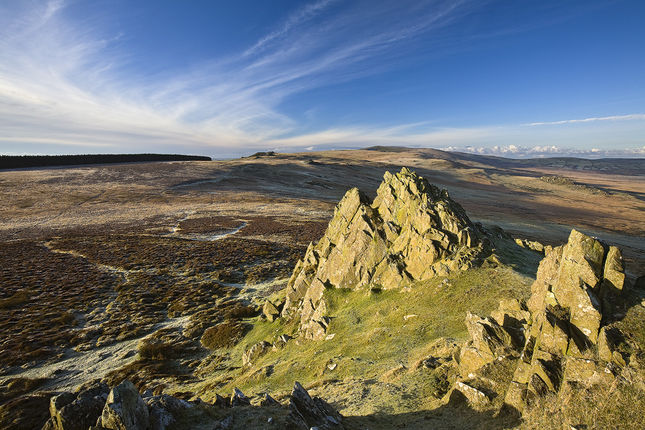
0, 147, 644, 429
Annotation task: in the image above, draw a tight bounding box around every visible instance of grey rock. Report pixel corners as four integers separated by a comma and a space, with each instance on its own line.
145, 395, 192, 430
48, 382, 109, 430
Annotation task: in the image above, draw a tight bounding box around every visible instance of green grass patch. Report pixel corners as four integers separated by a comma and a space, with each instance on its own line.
198, 264, 534, 405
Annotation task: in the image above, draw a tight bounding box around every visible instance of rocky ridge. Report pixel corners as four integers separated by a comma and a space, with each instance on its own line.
447, 229, 630, 414
37, 379, 343, 430
282, 167, 486, 339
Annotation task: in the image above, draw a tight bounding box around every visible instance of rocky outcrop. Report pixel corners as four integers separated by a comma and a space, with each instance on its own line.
283, 168, 485, 339
36, 379, 343, 430
452, 229, 628, 413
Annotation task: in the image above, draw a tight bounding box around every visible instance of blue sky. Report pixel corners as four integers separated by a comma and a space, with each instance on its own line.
1, 0, 644, 158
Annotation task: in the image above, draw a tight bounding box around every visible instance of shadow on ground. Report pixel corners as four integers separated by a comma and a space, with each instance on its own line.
343, 394, 521, 429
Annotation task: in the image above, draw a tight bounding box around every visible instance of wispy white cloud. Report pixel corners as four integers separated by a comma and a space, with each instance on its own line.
244, 0, 337, 56
265, 117, 645, 158
1, 1, 643, 159
268, 125, 495, 149
526, 114, 645, 127
0, 0, 474, 155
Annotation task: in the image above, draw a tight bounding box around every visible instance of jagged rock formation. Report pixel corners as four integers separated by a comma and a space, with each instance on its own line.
286, 382, 344, 429
282, 167, 485, 339
452, 229, 628, 414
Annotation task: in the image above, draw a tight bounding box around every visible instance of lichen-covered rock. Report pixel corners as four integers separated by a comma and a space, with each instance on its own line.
449, 381, 491, 409
99, 380, 149, 430
459, 313, 517, 374
283, 168, 485, 338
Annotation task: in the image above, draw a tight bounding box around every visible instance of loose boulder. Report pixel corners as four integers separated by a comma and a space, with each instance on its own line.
98, 380, 149, 430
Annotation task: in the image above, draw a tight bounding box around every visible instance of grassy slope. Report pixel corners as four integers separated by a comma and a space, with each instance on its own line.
194, 237, 540, 421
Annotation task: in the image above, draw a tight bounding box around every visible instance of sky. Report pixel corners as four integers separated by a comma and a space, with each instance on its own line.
0, 0, 644, 159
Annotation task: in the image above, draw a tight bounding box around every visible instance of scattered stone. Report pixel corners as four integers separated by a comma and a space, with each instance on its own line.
325, 333, 336, 341
403, 314, 418, 321
380, 364, 407, 382
98, 380, 149, 430
258, 393, 280, 407
213, 394, 230, 408
451, 381, 491, 408
273, 334, 292, 349
145, 395, 192, 430
514, 238, 545, 253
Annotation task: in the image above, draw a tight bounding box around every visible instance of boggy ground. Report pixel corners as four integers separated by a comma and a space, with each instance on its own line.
0, 148, 643, 429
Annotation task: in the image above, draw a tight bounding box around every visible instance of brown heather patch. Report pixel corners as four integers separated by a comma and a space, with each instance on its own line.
50, 235, 303, 278
0, 240, 118, 367
0, 392, 53, 430
0, 377, 49, 405
177, 215, 243, 234
200, 321, 249, 349
104, 359, 193, 392
238, 216, 328, 244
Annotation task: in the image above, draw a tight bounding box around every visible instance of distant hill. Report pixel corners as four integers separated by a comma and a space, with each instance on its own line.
365, 146, 645, 175
0, 154, 211, 170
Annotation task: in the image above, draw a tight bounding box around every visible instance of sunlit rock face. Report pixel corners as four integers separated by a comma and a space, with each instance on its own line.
282, 167, 485, 339
453, 229, 628, 413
